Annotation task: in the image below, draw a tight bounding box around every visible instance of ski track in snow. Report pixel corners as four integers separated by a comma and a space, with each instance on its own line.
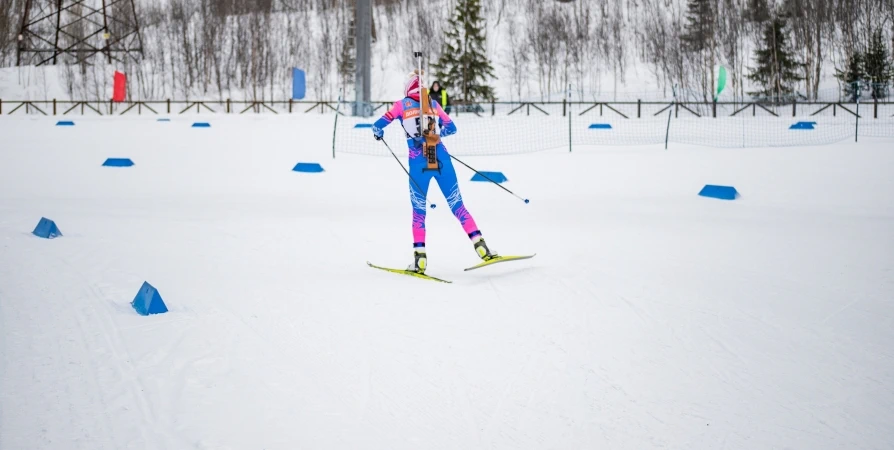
1, 116, 893, 449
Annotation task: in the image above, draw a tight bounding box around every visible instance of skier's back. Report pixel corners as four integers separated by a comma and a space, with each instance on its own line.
371, 71, 498, 273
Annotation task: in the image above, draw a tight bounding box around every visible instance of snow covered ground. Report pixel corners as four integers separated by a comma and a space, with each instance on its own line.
1, 115, 892, 449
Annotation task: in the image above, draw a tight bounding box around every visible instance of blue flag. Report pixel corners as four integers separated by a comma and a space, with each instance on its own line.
292, 68, 306, 100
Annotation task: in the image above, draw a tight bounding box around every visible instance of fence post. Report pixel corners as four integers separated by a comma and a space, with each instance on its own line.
874, 97, 878, 119
0, 99, 3, 115
563, 98, 566, 116
568, 94, 572, 153
53, 99, 57, 115
491, 101, 494, 116
665, 103, 673, 150
227, 99, 231, 113
793, 100, 796, 117
712, 100, 716, 118
637, 99, 641, 118
167, 99, 171, 114
289, 99, 293, 113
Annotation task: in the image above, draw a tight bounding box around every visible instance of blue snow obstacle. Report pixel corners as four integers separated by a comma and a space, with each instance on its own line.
471, 171, 508, 183
192, 122, 211, 128
698, 185, 739, 200
790, 121, 816, 130
293, 162, 325, 173
32, 217, 62, 239
131, 281, 168, 316
102, 158, 134, 167
354, 123, 374, 128
56, 121, 75, 126
588, 123, 613, 129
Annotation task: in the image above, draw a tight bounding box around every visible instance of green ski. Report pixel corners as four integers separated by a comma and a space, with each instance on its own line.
367, 261, 452, 283
464, 254, 536, 272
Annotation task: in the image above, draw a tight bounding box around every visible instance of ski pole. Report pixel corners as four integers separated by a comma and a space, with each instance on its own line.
448, 154, 530, 204
380, 139, 434, 209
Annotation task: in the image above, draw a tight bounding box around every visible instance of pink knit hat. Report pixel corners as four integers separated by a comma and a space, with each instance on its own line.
404, 71, 421, 101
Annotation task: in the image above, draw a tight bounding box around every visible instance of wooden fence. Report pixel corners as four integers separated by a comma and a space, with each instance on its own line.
0, 99, 892, 118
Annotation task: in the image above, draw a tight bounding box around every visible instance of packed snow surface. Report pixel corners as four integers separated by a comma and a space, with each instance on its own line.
1, 115, 892, 449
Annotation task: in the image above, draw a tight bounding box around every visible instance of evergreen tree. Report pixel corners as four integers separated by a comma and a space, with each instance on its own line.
337, 30, 354, 95
681, 0, 715, 52
835, 50, 866, 102
680, 0, 716, 101
863, 28, 893, 99
746, 16, 804, 102
433, 0, 497, 103
747, 0, 771, 24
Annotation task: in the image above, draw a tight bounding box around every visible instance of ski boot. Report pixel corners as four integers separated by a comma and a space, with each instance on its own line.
472, 235, 498, 261
407, 247, 427, 273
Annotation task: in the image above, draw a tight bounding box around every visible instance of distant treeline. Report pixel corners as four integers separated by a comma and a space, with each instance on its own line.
0, 0, 891, 102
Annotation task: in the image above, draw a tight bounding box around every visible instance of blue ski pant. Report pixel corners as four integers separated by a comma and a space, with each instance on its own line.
408, 143, 480, 246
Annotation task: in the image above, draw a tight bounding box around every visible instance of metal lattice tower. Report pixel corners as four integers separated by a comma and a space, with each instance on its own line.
16, 0, 144, 67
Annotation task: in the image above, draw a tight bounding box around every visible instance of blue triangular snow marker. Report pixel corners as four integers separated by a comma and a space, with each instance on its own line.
293, 162, 325, 173
698, 185, 739, 200
131, 281, 168, 316
790, 121, 816, 130
471, 171, 508, 183
102, 158, 134, 167
32, 217, 62, 239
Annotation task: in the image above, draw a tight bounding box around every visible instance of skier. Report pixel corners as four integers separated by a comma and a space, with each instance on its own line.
371, 71, 497, 274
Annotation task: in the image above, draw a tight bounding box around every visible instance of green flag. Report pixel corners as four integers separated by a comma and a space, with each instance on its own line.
714, 66, 727, 101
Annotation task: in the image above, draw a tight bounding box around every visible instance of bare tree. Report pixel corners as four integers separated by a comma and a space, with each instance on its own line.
784, 0, 831, 100
399, 1, 445, 72
501, 12, 529, 101
527, 0, 563, 100
640, 0, 687, 98
2, 0, 892, 104
313, 12, 334, 99
564, 0, 596, 100
718, 0, 747, 101
606, 0, 627, 99
0, 0, 24, 66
